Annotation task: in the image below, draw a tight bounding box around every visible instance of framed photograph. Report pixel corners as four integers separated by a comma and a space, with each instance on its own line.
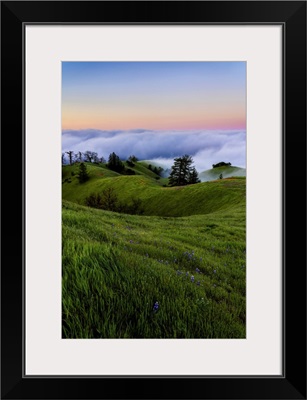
1, 1, 306, 399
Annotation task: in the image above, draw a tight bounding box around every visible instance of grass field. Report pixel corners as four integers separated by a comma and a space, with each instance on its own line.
62, 162, 246, 338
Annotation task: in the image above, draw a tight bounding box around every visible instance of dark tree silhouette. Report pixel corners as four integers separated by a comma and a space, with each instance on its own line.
66, 151, 74, 165
77, 162, 89, 183
128, 155, 138, 162
84, 151, 98, 163
169, 155, 199, 186
212, 162, 231, 168
189, 167, 201, 184
107, 152, 125, 172
74, 151, 83, 163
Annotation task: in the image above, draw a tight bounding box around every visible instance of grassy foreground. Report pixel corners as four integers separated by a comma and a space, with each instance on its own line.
62, 198, 246, 338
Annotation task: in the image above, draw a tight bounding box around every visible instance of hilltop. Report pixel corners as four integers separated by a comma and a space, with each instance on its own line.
199, 165, 246, 182
62, 162, 245, 217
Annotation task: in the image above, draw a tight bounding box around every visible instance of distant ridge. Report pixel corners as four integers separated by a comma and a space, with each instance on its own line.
199, 165, 246, 182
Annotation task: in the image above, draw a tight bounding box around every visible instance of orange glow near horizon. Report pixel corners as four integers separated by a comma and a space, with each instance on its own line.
62, 62, 246, 131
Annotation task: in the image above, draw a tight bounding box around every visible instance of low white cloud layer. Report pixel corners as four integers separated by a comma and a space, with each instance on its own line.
62, 129, 246, 172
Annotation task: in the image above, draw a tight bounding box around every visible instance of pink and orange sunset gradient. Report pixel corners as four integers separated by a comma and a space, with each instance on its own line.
62, 62, 246, 131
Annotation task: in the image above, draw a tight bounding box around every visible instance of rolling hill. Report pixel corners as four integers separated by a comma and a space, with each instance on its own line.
199, 165, 246, 182
62, 160, 246, 339
62, 162, 246, 217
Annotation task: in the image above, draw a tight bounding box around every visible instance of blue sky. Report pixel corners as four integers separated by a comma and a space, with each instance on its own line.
62, 61, 246, 131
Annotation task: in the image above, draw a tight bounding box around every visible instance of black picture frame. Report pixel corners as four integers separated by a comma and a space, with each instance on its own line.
1, 1, 306, 399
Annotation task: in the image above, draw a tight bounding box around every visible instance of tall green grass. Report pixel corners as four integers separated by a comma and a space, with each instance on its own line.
62, 200, 246, 338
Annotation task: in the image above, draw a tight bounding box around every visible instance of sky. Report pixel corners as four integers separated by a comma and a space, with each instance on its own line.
62, 62, 246, 170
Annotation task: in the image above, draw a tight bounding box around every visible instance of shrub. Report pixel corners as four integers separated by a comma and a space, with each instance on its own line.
85, 193, 103, 208
85, 189, 144, 215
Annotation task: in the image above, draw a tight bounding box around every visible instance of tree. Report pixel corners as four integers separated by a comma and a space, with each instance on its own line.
126, 157, 135, 167
93, 153, 100, 163
84, 151, 98, 163
65, 151, 74, 165
127, 155, 138, 166
107, 152, 124, 173
219, 173, 223, 179
157, 167, 164, 177
212, 161, 231, 168
74, 151, 83, 163
62, 153, 65, 165
189, 167, 201, 184
168, 154, 200, 186
77, 162, 89, 183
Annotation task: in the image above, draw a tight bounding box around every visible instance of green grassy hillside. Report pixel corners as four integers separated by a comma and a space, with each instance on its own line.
200, 165, 246, 182
62, 161, 246, 338
62, 163, 245, 217
63, 200, 246, 339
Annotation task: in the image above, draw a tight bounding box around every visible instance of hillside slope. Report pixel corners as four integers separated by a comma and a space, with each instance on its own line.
63, 163, 245, 217
62, 200, 246, 338
200, 166, 246, 182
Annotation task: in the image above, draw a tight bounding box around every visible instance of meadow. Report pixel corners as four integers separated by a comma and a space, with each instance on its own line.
62, 162, 246, 338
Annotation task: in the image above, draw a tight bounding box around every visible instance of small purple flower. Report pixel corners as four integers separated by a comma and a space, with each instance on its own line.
196, 268, 200, 273
197, 281, 200, 286
191, 275, 195, 282
153, 301, 159, 312
213, 269, 217, 274
186, 272, 189, 276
